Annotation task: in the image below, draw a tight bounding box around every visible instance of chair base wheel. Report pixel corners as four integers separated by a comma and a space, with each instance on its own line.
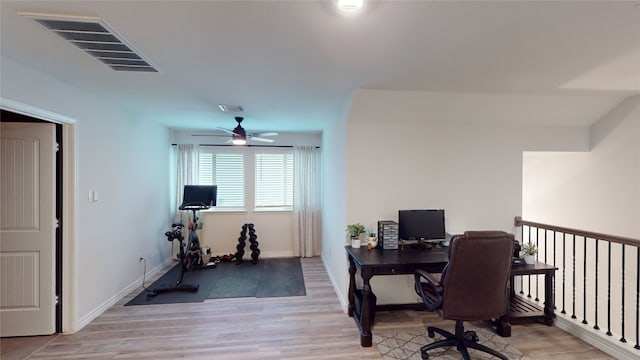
464, 330, 479, 342
420, 322, 508, 360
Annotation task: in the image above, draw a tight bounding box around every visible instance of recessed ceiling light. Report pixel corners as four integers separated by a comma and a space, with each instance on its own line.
338, 0, 363, 10
218, 104, 244, 112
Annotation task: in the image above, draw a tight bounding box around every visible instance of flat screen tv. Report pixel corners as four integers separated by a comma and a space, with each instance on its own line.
181, 185, 217, 208
398, 209, 445, 241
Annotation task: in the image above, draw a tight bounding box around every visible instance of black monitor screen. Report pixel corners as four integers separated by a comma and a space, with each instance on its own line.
398, 209, 445, 241
181, 185, 217, 207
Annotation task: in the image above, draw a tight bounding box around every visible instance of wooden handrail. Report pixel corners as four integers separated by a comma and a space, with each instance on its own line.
515, 216, 640, 247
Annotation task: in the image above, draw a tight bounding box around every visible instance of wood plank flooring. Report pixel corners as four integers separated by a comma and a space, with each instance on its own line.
1, 257, 615, 359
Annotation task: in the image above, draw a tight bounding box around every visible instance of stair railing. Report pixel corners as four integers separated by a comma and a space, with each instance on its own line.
514, 217, 639, 356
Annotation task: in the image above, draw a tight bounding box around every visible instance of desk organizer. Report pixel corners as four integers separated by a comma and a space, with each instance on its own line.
377, 220, 399, 250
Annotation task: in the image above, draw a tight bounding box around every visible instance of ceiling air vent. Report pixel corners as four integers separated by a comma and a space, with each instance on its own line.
218, 105, 244, 112
21, 13, 158, 72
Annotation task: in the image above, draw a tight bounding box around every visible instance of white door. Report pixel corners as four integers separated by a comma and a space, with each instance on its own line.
0, 122, 56, 337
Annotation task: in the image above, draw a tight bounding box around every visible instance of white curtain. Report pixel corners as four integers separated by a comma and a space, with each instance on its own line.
173, 144, 199, 222
293, 145, 322, 257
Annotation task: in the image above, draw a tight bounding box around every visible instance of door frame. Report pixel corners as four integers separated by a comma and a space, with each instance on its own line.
1, 97, 78, 333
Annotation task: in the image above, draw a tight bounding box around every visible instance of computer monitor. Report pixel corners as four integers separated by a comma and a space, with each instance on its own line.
181, 185, 217, 208
398, 209, 446, 241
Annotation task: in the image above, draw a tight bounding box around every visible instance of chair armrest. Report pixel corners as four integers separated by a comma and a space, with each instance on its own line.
415, 269, 442, 287
414, 269, 444, 311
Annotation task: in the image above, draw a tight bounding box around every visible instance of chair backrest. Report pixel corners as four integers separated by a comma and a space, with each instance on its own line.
440, 231, 514, 321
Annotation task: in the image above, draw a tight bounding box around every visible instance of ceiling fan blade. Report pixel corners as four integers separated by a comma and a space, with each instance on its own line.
251, 132, 278, 137
249, 136, 275, 143
192, 134, 229, 137
216, 127, 236, 135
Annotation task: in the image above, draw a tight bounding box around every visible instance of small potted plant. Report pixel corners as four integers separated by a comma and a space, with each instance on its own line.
521, 242, 537, 264
346, 223, 366, 248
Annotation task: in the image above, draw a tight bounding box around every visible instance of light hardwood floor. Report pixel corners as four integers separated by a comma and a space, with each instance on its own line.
1, 257, 615, 359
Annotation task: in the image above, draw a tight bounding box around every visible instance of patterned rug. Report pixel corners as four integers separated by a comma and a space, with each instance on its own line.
374, 326, 530, 360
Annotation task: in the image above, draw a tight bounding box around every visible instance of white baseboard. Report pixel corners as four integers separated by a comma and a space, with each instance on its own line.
555, 315, 639, 360
321, 255, 348, 313
77, 257, 173, 330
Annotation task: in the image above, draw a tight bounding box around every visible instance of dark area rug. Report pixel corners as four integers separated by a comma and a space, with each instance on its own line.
374, 327, 530, 360
125, 257, 305, 306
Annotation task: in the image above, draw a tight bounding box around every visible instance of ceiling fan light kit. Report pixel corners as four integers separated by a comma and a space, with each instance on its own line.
232, 122, 247, 145
232, 137, 247, 145
215, 117, 278, 145
337, 0, 363, 11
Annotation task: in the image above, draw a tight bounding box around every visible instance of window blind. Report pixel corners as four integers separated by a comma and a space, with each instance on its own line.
198, 152, 244, 207
255, 152, 293, 209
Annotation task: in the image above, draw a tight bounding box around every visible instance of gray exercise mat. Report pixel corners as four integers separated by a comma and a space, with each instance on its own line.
125, 257, 306, 306
255, 257, 306, 298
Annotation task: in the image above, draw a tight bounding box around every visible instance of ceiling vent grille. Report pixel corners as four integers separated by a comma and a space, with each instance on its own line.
21, 13, 158, 72
218, 105, 245, 112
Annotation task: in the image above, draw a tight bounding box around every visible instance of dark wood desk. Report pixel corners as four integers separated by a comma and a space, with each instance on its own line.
346, 245, 448, 347
508, 262, 557, 326
346, 245, 557, 347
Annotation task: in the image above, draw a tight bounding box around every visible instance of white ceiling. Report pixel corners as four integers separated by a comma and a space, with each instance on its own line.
1, 1, 639, 132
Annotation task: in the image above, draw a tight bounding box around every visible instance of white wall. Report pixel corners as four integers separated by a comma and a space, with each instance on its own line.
523, 95, 640, 238
75, 112, 171, 321
1, 57, 172, 330
321, 96, 350, 307
198, 211, 294, 258
334, 89, 592, 306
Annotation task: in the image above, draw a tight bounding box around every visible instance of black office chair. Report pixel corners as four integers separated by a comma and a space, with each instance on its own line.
414, 231, 514, 360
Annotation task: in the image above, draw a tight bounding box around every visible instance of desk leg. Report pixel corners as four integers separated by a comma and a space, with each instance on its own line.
496, 316, 511, 337
544, 272, 555, 325
497, 275, 514, 337
347, 256, 356, 317
360, 275, 373, 347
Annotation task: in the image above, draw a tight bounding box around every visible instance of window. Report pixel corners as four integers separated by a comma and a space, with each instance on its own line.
255, 152, 293, 210
198, 151, 244, 208
197, 147, 293, 211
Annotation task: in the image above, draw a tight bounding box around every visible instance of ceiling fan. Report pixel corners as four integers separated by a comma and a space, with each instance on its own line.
193, 117, 279, 145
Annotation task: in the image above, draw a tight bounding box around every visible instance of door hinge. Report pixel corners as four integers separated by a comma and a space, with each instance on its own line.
56, 218, 60, 229
56, 142, 60, 152
55, 295, 59, 305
